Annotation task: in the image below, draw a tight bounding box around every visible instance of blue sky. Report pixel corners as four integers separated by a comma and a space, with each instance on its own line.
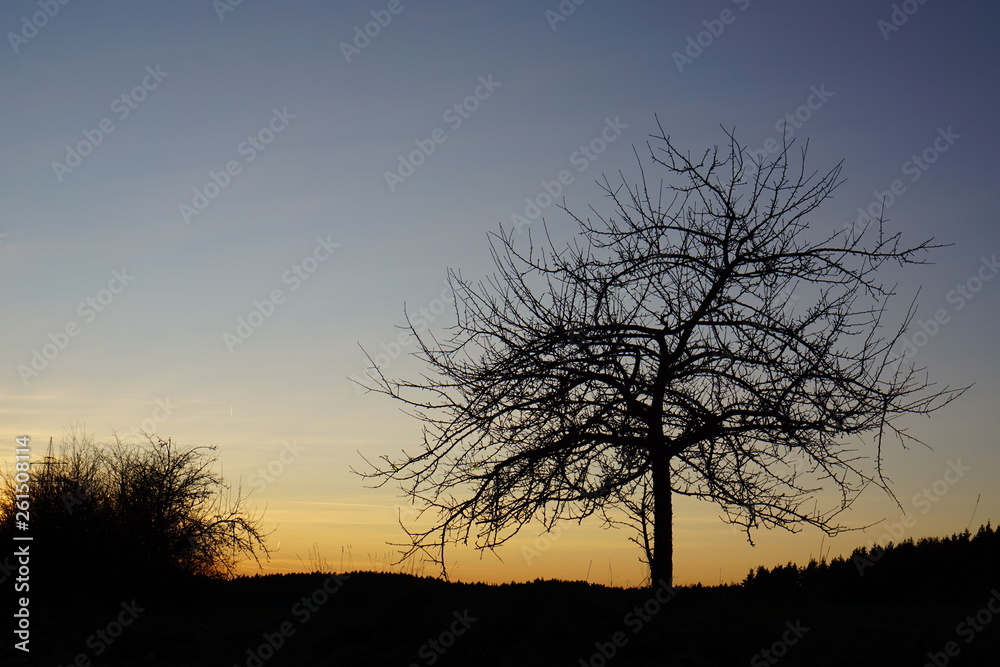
2, 0, 998, 586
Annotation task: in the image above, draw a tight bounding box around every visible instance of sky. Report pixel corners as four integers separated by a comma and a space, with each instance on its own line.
1, 0, 998, 588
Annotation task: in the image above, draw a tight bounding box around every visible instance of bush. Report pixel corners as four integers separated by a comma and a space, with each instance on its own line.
0, 432, 269, 601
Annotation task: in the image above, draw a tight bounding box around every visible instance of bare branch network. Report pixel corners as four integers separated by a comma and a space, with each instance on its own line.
1, 432, 270, 583
356, 122, 965, 586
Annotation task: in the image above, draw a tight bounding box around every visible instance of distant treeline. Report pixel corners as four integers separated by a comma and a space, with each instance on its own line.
740, 523, 998, 602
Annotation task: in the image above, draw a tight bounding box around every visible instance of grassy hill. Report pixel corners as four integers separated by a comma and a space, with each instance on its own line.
4, 525, 998, 666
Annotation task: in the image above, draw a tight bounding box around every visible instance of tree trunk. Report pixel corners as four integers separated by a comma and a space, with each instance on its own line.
649, 449, 672, 589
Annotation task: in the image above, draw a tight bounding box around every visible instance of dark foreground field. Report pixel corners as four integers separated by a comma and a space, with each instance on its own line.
5, 567, 999, 667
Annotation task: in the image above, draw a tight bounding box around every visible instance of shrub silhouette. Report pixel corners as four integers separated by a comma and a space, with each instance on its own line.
0, 432, 268, 601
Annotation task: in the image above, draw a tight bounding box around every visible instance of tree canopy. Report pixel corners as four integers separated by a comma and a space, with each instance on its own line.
358, 123, 964, 586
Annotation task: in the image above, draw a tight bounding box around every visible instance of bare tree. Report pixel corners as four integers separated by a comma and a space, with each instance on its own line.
357, 123, 965, 587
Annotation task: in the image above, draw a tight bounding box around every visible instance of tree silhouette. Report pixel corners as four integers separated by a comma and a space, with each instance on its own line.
743, 523, 997, 603
0, 432, 269, 600
358, 123, 964, 587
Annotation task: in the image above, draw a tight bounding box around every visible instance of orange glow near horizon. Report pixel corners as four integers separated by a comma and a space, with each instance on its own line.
4, 390, 996, 590
232, 486, 993, 589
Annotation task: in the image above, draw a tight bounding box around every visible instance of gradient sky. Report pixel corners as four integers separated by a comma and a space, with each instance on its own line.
2, 0, 998, 587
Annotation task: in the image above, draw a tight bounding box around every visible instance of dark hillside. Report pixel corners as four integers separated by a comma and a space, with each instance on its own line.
2, 525, 997, 666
